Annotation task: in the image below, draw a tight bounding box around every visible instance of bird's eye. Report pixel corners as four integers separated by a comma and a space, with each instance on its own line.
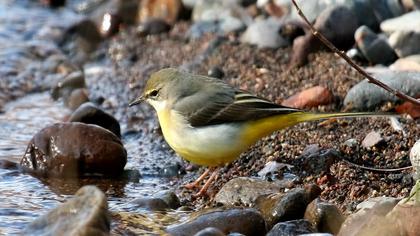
149, 89, 159, 97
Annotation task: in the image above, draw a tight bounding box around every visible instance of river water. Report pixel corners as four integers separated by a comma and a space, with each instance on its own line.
0, 1, 190, 235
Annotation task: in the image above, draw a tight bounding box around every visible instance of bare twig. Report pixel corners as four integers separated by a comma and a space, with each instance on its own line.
291, 0, 420, 106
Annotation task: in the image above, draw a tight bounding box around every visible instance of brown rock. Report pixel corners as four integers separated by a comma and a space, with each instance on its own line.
304, 198, 345, 234
281, 86, 333, 109
255, 185, 321, 228
166, 208, 266, 236
20, 122, 127, 178
395, 97, 420, 119
138, 0, 183, 25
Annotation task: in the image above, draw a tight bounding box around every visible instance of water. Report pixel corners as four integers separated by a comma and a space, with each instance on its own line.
0, 1, 193, 234
0, 93, 190, 235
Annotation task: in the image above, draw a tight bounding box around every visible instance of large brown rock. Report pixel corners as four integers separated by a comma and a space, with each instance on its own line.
20, 122, 127, 178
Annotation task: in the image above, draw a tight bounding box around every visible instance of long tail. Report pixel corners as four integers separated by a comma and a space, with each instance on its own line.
294, 111, 397, 123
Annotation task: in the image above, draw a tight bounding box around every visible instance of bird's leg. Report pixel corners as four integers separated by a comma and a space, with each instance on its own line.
194, 168, 219, 197
184, 167, 212, 189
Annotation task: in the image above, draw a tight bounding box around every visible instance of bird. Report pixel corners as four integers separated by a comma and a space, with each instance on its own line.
129, 68, 385, 196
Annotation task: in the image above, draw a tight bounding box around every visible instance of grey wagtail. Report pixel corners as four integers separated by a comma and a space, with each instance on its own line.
129, 68, 385, 196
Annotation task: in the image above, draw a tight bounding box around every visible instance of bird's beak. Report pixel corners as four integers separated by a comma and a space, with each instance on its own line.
129, 95, 144, 107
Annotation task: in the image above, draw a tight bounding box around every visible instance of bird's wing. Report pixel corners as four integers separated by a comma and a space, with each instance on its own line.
174, 84, 301, 127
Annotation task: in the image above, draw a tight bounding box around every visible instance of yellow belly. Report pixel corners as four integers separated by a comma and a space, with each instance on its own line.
156, 108, 305, 167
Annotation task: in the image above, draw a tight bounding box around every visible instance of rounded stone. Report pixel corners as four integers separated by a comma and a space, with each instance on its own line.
20, 122, 127, 178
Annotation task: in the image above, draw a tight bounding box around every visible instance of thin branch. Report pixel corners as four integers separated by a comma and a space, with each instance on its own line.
291, 0, 420, 106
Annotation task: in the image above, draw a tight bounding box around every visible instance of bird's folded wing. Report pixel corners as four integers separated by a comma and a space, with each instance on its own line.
175, 88, 301, 127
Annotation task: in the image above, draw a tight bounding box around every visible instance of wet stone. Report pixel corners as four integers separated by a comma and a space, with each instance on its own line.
129, 197, 170, 211
214, 177, 285, 206
266, 219, 314, 236
304, 198, 345, 235
154, 190, 181, 209
166, 208, 266, 236
20, 122, 127, 178
194, 227, 226, 236
69, 102, 121, 138
255, 185, 321, 228
51, 71, 86, 102
23, 185, 110, 236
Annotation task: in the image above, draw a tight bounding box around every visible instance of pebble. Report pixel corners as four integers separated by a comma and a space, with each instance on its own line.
290, 5, 358, 67
129, 197, 170, 211
304, 198, 344, 235
380, 10, 420, 33
395, 99, 420, 119
389, 30, 420, 58
266, 219, 314, 236
51, 71, 85, 101
240, 18, 289, 49
23, 186, 110, 235
20, 122, 127, 178
154, 190, 181, 209
281, 86, 333, 109
166, 208, 266, 236
361, 131, 384, 148
390, 54, 420, 72
257, 161, 293, 180
214, 177, 286, 206
410, 140, 420, 180
343, 71, 420, 110
255, 185, 321, 228
354, 25, 397, 65
299, 145, 339, 175
69, 102, 121, 138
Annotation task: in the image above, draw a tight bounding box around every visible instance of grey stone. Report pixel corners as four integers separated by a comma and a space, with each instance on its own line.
154, 190, 181, 209
266, 219, 314, 236
343, 71, 420, 110
361, 131, 384, 148
389, 30, 420, 58
241, 18, 289, 48
214, 177, 285, 206
354, 25, 397, 65
23, 186, 110, 236
381, 10, 420, 33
